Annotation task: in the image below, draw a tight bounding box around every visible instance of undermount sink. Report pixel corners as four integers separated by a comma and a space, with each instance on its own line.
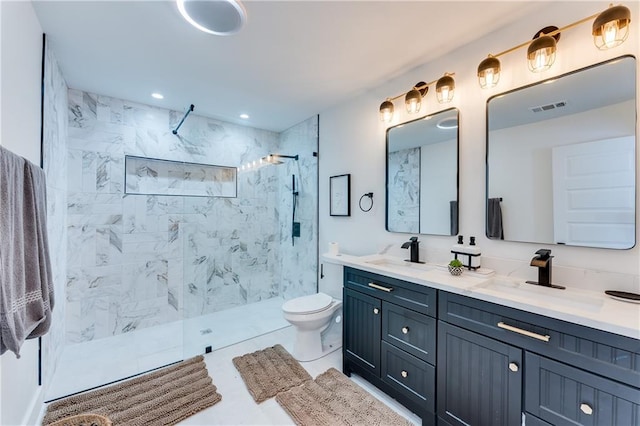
364, 256, 435, 273
472, 278, 604, 312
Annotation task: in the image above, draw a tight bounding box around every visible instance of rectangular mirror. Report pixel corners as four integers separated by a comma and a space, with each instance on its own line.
487, 56, 636, 249
386, 108, 459, 235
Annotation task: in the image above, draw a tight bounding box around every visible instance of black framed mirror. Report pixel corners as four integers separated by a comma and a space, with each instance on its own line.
386, 108, 459, 235
486, 56, 636, 249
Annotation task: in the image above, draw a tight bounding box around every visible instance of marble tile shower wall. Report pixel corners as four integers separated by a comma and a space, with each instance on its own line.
42, 39, 68, 385
65, 90, 317, 343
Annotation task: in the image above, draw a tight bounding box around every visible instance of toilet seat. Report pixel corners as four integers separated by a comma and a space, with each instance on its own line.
282, 293, 333, 315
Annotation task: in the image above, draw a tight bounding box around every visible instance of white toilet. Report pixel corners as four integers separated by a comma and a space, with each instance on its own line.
282, 292, 343, 362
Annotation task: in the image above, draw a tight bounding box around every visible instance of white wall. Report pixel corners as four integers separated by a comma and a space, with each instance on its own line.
319, 2, 640, 296
0, 2, 45, 425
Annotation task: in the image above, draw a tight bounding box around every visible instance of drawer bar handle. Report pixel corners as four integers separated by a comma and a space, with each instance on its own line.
401, 370, 408, 378
402, 326, 409, 334
497, 322, 550, 342
368, 282, 393, 292
580, 403, 593, 415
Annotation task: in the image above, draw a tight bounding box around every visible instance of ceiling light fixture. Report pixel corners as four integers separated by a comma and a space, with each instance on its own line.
240, 113, 249, 119
379, 73, 456, 123
477, 3, 632, 87
177, 0, 247, 36
436, 117, 459, 130
151, 93, 164, 99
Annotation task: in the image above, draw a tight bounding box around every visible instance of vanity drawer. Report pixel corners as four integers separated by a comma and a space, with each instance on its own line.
344, 267, 436, 317
526, 352, 640, 426
381, 341, 435, 413
382, 301, 436, 364
440, 291, 640, 389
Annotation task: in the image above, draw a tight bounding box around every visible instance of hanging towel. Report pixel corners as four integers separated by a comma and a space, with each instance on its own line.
0, 146, 54, 358
487, 197, 504, 240
449, 200, 458, 236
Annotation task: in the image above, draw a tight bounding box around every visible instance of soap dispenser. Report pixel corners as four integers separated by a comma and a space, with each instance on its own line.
451, 235, 464, 255
467, 236, 481, 269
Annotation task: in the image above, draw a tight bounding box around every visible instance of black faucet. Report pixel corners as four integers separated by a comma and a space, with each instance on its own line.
526, 249, 565, 289
401, 236, 421, 263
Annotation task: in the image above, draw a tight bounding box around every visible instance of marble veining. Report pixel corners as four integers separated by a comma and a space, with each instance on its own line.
65, 89, 318, 343
387, 147, 420, 233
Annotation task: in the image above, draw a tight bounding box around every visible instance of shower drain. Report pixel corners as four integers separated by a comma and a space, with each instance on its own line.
200, 328, 213, 335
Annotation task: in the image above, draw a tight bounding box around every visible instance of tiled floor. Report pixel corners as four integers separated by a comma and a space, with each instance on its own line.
46, 298, 290, 400
44, 304, 421, 425
181, 326, 422, 425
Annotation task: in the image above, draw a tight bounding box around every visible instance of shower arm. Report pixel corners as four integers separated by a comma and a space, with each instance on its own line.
172, 104, 195, 135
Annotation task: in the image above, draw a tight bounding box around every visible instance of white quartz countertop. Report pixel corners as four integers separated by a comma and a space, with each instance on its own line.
323, 253, 640, 340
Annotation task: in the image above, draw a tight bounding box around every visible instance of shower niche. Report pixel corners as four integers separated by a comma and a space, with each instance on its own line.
124, 155, 237, 198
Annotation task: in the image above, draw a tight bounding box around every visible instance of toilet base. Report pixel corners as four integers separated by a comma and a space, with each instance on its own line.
293, 330, 342, 362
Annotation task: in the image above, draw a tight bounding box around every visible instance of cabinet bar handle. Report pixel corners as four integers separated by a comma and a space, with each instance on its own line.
373, 308, 380, 315
368, 282, 393, 292
580, 403, 593, 415
402, 327, 409, 334
401, 370, 408, 378
497, 322, 550, 342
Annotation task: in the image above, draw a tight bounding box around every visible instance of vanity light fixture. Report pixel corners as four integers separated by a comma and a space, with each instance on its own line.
404, 82, 428, 114
379, 74, 456, 123
435, 73, 455, 103
593, 4, 631, 49
477, 56, 501, 89
477, 3, 632, 87
527, 28, 559, 73
379, 100, 395, 123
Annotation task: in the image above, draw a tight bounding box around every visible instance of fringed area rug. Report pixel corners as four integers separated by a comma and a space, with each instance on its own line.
42, 355, 221, 426
276, 367, 415, 426
232, 344, 312, 403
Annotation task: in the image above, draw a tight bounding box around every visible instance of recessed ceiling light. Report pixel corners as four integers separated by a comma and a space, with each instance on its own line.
177, 0, 246, 36
240, 113, 249, 119
151, 93, 164, 99
437, 117, 458, 130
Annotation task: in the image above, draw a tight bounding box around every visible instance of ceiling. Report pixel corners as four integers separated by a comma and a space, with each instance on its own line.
32, 1, 547, 132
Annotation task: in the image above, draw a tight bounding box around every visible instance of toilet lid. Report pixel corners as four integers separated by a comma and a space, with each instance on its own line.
283, 293, 333, 315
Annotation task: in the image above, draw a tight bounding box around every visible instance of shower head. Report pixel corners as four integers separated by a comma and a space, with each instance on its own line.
261, 154, 299, 165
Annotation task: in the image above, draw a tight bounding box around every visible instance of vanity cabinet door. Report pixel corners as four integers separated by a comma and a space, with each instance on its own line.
343, 288, 381, 375
526, 352, 640, 426
437, 321, 522, 426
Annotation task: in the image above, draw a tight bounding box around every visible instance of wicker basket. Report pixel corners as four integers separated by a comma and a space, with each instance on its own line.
47, 414, 112, 426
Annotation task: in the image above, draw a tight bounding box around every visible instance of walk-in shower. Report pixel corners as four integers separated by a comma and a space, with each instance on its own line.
43, 84, 319, 399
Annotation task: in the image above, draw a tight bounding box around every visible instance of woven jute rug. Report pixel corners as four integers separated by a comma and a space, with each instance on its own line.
276, 367, 414, 426
232, 344, 312, 403
42, 355, 221, 426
